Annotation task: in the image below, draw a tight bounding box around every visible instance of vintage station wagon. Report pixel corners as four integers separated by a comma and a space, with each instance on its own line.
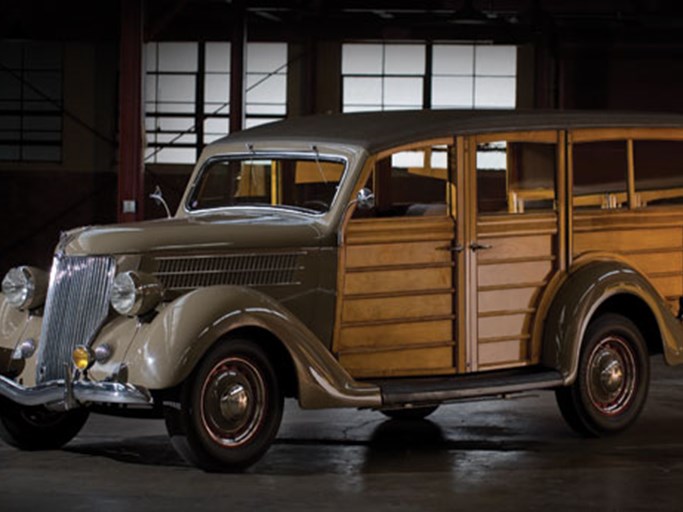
3, 109, 683, 471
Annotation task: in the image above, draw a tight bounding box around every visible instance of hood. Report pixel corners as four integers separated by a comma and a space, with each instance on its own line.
62, 211, 328, 256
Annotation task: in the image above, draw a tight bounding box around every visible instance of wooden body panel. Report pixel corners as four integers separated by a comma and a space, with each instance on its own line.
335, 216, 456, 378
475, 214, 558, 369
573, 210, 683, 306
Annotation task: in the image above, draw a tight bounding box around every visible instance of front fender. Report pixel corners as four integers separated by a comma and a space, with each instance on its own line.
123, 285, 380, 409
542, 260, 683, 384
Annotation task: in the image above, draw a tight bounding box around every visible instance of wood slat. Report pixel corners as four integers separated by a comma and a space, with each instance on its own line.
337, 319, 452, 350
478, 313, 530, 340
344, 266, 452, 295
478, 261, 553, 288
573, 227, 682, 254
342, 293, 452, 324
346, 240, 452, 269
628, 252, 682, 275
478, 234, 552, 263
650, 275, 683, 299
478, 286, 540, 314
340, 345, 454, 378
346, 217, 454, 245
478, 339, 523, 366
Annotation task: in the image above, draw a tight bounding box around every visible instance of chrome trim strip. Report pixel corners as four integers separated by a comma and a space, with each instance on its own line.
0, 374, 152, 407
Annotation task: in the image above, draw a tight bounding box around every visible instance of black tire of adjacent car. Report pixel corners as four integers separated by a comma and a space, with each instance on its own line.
555, 313, 650, 437
0, 401, 89, 450
163, 338, 283, 472
380, 405, 439, 421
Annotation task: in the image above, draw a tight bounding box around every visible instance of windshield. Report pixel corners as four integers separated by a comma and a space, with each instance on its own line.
188, 155, 346, 214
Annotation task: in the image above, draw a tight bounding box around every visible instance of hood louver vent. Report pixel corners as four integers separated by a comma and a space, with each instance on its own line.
153, 253, 303, 290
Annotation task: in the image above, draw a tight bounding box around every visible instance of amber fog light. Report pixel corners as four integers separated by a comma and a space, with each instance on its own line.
72, 345, 94, 371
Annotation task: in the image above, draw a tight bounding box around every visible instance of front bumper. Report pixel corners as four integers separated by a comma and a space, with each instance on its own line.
0, 374, 152, 409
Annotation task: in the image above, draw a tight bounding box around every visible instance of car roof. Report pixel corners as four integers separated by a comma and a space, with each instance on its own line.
213, 109, 683, 154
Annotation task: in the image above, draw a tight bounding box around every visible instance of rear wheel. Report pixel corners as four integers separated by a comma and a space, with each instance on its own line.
0, 401, 89, 450
555, 313, 650, 436
164, 339, 283, 472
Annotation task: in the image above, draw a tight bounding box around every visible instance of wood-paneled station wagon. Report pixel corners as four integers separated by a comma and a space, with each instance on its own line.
3, 110, 683, 471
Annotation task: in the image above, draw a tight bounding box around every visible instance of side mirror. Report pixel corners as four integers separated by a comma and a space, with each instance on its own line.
356, 188, 375, 210
150, 185, 172, 218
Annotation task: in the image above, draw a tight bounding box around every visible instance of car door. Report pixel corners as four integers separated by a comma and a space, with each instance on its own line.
466, 130, 564, 372
334, 140, 461, 379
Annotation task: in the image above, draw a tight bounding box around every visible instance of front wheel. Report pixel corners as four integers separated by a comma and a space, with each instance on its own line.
0, 401, 89, 450
555, 313, 650, 437
164, 339, 283, 472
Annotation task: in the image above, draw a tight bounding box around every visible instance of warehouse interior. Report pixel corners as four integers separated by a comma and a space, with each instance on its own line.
5, 2, 683, 509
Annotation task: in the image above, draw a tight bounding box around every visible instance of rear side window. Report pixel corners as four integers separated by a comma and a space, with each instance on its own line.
634, 140, 683, 207
573, 141, 628, 209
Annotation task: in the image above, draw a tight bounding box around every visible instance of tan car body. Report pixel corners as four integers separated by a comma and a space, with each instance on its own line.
3, 110, 683, 417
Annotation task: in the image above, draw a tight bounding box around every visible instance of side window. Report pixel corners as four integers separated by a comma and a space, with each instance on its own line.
573, 140, 628, 209
355, 144, 451, 218
476, 140, 556, 214
634, 140, 683, 207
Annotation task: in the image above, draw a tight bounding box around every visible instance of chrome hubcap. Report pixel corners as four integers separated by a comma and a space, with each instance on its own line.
200, 357, 266, 447
586, 335, 637, 416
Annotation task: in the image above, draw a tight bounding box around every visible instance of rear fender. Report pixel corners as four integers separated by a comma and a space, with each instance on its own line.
541, 260, 683, 384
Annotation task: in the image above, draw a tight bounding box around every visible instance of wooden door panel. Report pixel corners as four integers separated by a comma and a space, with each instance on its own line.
335, 216, 456, 378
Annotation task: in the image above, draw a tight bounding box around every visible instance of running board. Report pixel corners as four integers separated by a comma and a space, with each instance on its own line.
372, 367, 564, 407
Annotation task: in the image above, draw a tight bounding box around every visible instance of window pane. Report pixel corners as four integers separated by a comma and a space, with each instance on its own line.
206, 43, 231, 72
433, 45, 474, 75
343, 77, 382, 107
432, 76, 474, 108
634, 140, 683, 206
477, 141, 556, 214
246, 73, 286, 103
384, 77, 422, 108
247, 43, 287, 73
475, 46, 516, 76
358, 145, 450, 218
573, 141, 628, 209
342, 44, 383, 75
384, 45, 425, 75
157, 75, 195, 103
474, 77, 516, 108
158, 43, 198, 72
204, 74, 229, 104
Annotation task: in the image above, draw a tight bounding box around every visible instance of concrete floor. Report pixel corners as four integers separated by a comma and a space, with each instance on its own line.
2, 356, 683, 511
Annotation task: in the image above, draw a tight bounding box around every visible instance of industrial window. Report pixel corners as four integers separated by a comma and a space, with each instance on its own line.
0, 41, 63, 162
145, 42, 287, 164
341, 43, 516, 112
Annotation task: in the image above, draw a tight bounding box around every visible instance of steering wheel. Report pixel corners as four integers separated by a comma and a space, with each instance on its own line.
302, 200, 329, 212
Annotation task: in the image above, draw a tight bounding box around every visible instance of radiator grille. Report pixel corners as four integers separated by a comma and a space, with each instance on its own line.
36, 256, 115, 383
153, 253, 302, 290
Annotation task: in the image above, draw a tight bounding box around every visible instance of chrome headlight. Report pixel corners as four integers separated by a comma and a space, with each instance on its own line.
110, 271, 163, 316
1, 266, 48, 310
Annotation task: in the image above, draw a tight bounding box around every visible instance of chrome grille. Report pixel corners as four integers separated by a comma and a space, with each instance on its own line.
153, 253, 302, 290
37, 256, 115, 383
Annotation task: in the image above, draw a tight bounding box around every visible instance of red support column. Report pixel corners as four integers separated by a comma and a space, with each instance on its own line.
117, 0, 145, 223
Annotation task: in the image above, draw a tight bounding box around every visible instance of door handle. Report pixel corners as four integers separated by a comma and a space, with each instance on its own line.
469, 241, 492, 252
438, 243, 465, 253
